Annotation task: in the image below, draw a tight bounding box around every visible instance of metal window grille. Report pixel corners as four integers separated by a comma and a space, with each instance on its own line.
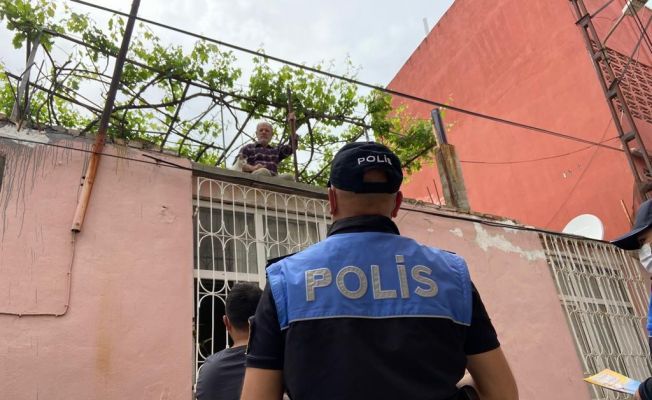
193, 177, 329, 380
541, 233, 652, 399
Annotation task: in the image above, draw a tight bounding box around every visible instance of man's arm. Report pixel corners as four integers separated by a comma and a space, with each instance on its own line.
466, 347, 518, 400
241, 163, 262, 172
242, 284, 286, 399
240, 368, 283, 400
278, 134, 298, 160
238, 145, 260, 172
463, 281, 518, 399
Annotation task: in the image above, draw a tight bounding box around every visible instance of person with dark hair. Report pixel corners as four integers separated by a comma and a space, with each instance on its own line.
196, 282, 262, 400
241, 142, 518, 400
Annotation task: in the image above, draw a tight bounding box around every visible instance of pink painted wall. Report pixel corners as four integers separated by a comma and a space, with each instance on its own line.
396, 206, 591, 400
389, 0, 652, 240
0, 130, 194, 400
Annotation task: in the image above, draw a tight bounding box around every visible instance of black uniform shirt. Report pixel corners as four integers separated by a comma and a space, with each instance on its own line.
246, 215, 500, 400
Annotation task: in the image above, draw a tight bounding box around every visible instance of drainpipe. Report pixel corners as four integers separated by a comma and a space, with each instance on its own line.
431, 108, 470, 212
71, 0, 141, 232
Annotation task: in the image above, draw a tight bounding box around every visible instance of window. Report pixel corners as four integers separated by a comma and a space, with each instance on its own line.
193, 177, 330, 378
541, 234, 652, 400
263, 215, 321, 259
195, 207, 258, 275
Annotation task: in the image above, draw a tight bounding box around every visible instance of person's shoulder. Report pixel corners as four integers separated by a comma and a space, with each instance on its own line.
198, 350, 226, 379
266, 253, 296, 269
266, 237, 335, 271
203, 348, 228, 364
402, 236, 466, 262
397, 235, 452, 252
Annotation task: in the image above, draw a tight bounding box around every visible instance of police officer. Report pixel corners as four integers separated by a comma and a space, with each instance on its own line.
611, 198, 652, 400
241, 142, 518, 400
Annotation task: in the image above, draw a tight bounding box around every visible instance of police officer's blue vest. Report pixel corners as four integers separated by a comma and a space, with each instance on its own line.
647, 299, 652, 336
266, 232, 473, 329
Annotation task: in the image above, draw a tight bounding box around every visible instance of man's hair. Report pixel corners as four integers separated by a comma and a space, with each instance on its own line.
256, 121, 273, 131
226, 282, 263, 330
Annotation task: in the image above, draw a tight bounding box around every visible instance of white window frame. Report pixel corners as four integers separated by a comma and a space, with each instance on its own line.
193, 177, 330, 389
194, 199, 329, 287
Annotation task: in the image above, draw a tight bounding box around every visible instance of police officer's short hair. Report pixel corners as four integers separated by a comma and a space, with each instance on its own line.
226, 282, 263, 330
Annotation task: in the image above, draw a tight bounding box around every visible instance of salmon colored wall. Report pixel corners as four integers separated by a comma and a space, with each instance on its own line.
396, 206, 591, 400
0, 126, 622, 400
0, 130, 194, 400
389, 0, 652, 240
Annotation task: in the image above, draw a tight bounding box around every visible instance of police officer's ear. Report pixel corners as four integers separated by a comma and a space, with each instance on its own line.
328, 187, 338, 217
391, 191, 403, 218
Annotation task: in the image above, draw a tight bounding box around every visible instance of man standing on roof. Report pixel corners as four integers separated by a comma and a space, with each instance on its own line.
237, 121, 297, 179
240, 142, 518, 400
611, 199, 652, 400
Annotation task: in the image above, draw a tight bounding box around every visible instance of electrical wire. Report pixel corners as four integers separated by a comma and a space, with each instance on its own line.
626, 2, 652, 54
0, 133, 194, 172
18, 24, 628, 176
65, 0, 624, 153
0, 131, 607, 244
460, 136, 619, 165
543, 116, 615, 229
401, 203, 610, 243
591, 0, 618, 18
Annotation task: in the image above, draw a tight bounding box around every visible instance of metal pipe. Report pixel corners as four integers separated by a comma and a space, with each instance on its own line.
71, 0, 141, 232
10, 32, 42, 125
431, 108, 448, 145
287, 88, 299, 181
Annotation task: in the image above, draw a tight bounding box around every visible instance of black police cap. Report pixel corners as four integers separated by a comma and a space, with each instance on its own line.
612, 199, 652, 250
328, 142, 403, 194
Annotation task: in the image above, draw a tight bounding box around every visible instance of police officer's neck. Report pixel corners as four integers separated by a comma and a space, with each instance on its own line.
332, 211, 393, 222
329, 189, 400, 221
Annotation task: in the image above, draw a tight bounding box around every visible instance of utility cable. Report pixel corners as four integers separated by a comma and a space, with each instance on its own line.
627, 2, 652, 54
0, 133, 194, 172
544, 116, 615, 229
65, 0, 624, 153
0, 132, 609, 244
460, 137, 619, 165
21, 24, 628, 177
591, 0, 618, 18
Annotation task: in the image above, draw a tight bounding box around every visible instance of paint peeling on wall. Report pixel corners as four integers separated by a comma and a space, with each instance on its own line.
449, 228, 464, 238
473, 222, 546, 261
0, 125, 50, 146
0, 126, 90, 239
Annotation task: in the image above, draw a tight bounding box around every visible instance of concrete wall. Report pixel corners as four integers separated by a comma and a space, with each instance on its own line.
389, 0, 652, 240
0, 127, 194, 400
396, 205, 591, 400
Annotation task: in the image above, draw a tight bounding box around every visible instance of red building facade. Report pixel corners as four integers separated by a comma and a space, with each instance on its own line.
389, 0, 652, 239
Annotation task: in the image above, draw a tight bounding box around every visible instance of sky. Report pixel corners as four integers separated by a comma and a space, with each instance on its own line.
0, 0, 457, 166
1, 0, 650, 164
0, 0, 456, 87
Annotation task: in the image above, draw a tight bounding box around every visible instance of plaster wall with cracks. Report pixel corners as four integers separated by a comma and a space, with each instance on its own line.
0, 126, 90, 241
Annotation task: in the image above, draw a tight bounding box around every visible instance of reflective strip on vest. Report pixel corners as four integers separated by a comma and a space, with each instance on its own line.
266, 232, 473, 329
